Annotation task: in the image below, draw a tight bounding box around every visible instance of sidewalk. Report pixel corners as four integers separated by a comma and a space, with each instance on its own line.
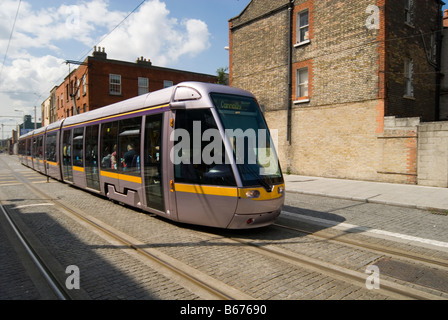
284, 174, 448, 212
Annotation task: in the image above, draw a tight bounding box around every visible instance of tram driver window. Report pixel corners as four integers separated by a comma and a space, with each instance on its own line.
174, 109, 236, 187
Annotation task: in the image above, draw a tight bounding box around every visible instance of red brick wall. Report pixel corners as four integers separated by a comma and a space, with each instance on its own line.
444, 9, 448, 28
54, 54, 216, 120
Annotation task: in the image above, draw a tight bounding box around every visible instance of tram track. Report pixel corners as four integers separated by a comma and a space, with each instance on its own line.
273, 221, 448, 269
3, 157, 448, 300
221, 234, 447, 300
0, 201, 69, 300
1, 160, 253, 300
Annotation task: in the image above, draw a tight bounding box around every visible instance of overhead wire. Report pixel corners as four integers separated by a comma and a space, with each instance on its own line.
0, 0, 22, 87
31, 0, 147, 108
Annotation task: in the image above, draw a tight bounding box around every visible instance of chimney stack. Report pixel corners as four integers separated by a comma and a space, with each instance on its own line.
136, 56, 152, 66
92, 46, 107, 60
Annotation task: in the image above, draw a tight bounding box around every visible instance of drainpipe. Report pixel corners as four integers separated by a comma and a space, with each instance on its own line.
287, 0, 294, 145
435, 2, 443, 121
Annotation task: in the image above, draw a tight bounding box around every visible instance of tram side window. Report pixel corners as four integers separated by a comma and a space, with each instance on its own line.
32, 137, 37, 158
45, 133, 57, 163
85, 125, 99, 170
100, 119, 141, 175
37, 136, 44, 160
173, 109, 236, 187
18, 141, 24, 156
26, 139, 31, 156
62, 130, 72, 166
100, 121, 118, 170
73, 128, 84, 167
118, 117, 141, 176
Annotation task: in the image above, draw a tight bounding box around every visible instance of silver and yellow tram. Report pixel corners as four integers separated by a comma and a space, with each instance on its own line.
18, 82, 285, 229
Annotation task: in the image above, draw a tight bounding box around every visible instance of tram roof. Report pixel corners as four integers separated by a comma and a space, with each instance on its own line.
20, 82, 256, 137
62, 82, 255, 128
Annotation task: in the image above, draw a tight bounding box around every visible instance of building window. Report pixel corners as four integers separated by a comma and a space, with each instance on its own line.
164, 80, 173, 88
296, 67, 309, 99
430, 32, 437, 63
405, 0, 414, 25
82, 75, 87, 96
138, 77, 149, 95
296, 10, 310, 45
404, 59, 414, 98
109, 74, 122, 95
77, 79, 80, 99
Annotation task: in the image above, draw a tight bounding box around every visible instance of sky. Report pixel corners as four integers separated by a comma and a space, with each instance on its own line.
0, 0, 251, 138
0, 0, 447, 139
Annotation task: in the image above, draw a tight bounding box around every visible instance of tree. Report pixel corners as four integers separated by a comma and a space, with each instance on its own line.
216, 67, 229, 85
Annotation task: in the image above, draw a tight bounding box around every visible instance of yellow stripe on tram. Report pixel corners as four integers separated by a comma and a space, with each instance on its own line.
100, 170, 142, 184
174, 183, 239, 197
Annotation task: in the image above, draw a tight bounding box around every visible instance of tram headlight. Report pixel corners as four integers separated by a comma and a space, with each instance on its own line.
246, 190, 261, 199
277, 186, 285, 195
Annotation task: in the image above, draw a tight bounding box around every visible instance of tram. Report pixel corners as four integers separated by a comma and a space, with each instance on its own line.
18, 82, 285, 229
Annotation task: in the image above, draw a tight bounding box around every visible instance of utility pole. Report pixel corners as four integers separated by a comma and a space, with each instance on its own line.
34, 106, 37, 129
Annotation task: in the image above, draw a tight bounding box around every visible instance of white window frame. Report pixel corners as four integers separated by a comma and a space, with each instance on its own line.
76, 79, 80, 99
294, 67, 310, 104
405, 0, 414, 26
404, 59, 414, 98
430, 32, 437, 63
138, 77, 149, 95
295, 10, 310, 47
109, 74, 122, 95
82, 75, 87, 96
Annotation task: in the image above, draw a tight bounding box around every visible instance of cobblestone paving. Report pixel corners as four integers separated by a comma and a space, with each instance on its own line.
2, 156, 448, 300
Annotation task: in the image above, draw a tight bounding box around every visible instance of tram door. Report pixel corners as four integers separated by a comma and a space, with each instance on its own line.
144, 114, 165, 212
62, 129, 73, 183
85, 125, 100, 191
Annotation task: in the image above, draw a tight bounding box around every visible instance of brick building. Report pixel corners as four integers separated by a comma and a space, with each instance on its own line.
229, 0, 444, 185
52, 47, 217, 122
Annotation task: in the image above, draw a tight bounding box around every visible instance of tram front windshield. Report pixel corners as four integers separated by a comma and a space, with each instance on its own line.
211, 93, 283, 189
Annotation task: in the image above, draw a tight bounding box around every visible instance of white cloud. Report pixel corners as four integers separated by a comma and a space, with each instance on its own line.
1, 55, 66, 109
100, 0, 211, 66
0, 0, 211, 124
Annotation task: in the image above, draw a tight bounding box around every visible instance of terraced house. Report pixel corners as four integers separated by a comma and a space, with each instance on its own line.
229, 0, 446, 186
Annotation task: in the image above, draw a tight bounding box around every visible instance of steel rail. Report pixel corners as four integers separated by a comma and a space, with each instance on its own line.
5, 161, 249, 300
273, 222, 448, 270
222, 235, 447, 300
0, 201, 68, 300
